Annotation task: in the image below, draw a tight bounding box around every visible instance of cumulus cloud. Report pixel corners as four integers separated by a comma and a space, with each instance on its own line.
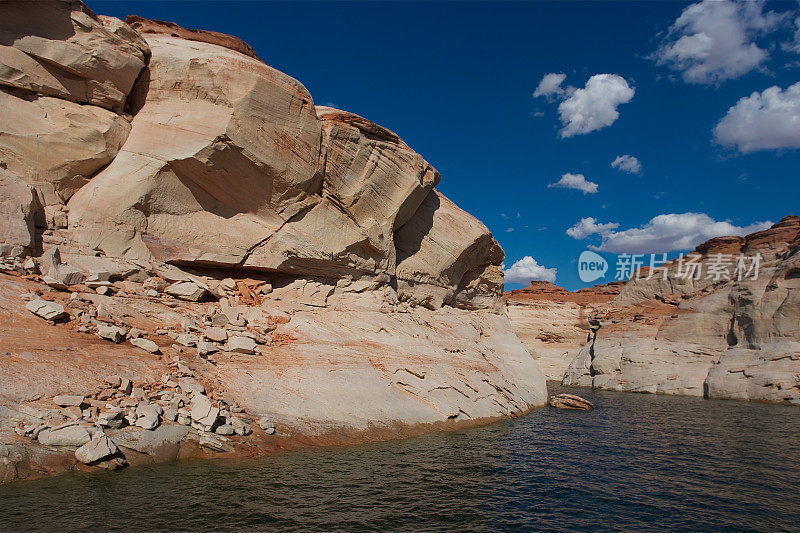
557, 74, 635, 137
567, 212, 773, 253
504, 256, 557, 284
566, 218, 620, 240
533, 73, 634, 137
610, 154, 642, 174
547, 173, 598, 194
652, 0, 787, 85
533, 73, 567, 101
713, 81, 800, 153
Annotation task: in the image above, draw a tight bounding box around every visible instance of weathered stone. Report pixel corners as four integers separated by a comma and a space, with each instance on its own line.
197, 341, 218, 357
96, 325, 125, 343
204, 327, 227, 343
164, 282, 206, 302
52, 395, 85, 407
67, 32, 322, 265
189, 394, 219, 429
548, 394, 594, 410
214, 424, 234, 436
130, 337, 160, 354
175, 334, 198, 347
230, 417, 252, 436
75, 435, 118, 464
0, 89, 131, 204
26, 300, 66, 321
97, 409, 125, 429
227, 336, 257, 354
37, 425, 91, 446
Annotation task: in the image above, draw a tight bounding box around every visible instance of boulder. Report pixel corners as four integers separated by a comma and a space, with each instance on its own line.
37, 425, 91, 446
97, 325, 125, 343
75, 434, 119, 464
97, 409, 125, 429
164, 282, 206, 302
26, 299, 66, 321
174, 334, 198, 347
203, 327, 227, 343
52, 395, 85, 407
0, 89, 131, 205
0, 1, 149, 111
189, 394, 219, 430
39, 247, 84, 286
130, 337, 160, 354
0, 167, 37, 257
227, 336, 257, 354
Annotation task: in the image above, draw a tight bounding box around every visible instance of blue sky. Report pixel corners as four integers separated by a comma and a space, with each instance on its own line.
94, 1, 800, 290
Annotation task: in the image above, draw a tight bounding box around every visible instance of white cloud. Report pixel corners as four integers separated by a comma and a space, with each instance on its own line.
504, 256, 557, 284
548, 173, 598, 194
713, 81, 800, 153
566, 217, 620, 240
557, 74, 635, 137
568, 212, 773, 253
533, 73, 634, 137
610, 154, 642, 174
652, 0, 787, 85
533, 73, 567, 101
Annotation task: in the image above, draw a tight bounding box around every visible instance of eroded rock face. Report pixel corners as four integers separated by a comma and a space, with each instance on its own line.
0, 1, 148, 111
68, 34, 323, 264
562, 216, 800, 404
395, 191, 505, 310
0, 89, 131, 204
0, 167, 37, 257
504, 282, 623, 380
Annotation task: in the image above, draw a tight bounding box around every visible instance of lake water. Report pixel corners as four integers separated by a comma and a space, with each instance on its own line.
2, 384, 799, 532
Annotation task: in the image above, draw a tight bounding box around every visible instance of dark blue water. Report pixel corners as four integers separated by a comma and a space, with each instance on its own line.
1, 385, 799, 532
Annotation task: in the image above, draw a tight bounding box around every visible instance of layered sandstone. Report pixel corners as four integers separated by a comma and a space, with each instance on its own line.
562, 216, 800, 404
0, 2, 546, 481
505, 281, 622, 379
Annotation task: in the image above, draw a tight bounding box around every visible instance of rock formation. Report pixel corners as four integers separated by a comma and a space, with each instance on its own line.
504, 281, 623, 379
0, 2, 546, 482
561, 216, 800, 404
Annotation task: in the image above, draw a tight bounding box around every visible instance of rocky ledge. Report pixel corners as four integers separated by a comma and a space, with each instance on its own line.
0, 2, 546, 483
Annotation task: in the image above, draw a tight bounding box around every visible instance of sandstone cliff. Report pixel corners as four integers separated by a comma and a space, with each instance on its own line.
0, 2, 546, 482
504, 281, 623, 380
561, 216, 800, 404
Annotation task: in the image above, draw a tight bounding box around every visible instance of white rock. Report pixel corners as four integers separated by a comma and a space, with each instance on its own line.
38, 425, 91, 446
204, 327, 227, 342
197, 341, 219, 357
189, 394, 219, 429
75, 435, 119, 464
26, 300, 66, 321
175, 334, 198, 347
228, 336, 257, 354
130, 337, 160, 354
214, 424, 234, 436
97, 325, 125, 343
165, 282, 207, 302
